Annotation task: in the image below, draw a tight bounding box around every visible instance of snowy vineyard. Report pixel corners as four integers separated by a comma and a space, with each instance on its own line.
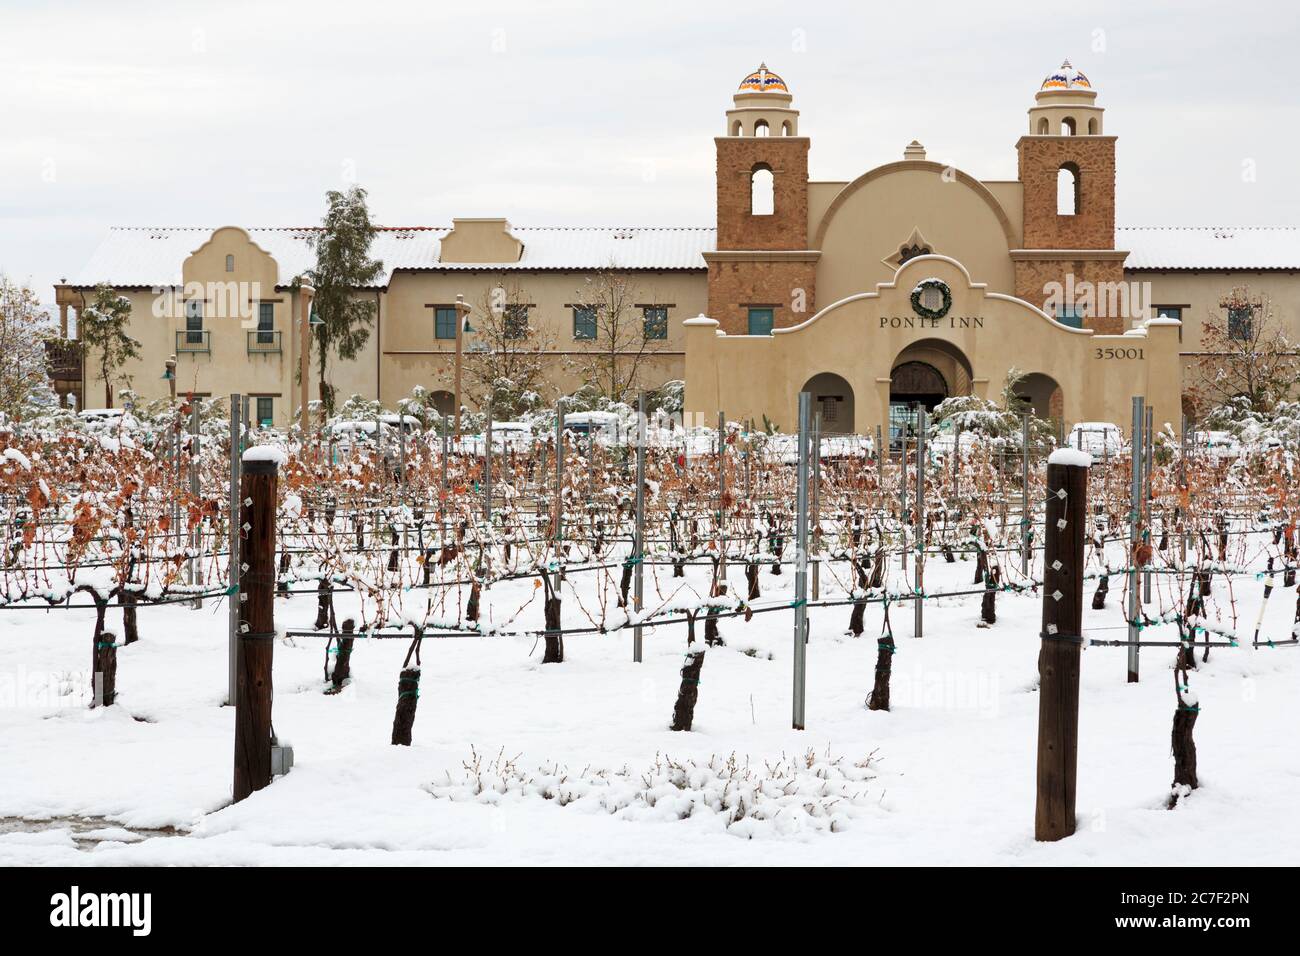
1, 411, 1298, 860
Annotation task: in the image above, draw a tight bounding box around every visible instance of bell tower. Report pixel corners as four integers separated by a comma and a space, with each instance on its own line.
705, 65, 818, 335
1014, 61, 1127, 334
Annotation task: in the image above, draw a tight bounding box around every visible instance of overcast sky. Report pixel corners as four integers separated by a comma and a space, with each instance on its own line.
2, 0, 1297, 300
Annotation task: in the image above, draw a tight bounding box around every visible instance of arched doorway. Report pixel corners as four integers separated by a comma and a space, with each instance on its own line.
802, 372, 854, 434
429, 390, 455, 416
889, 339, 973, 451
890, 361, 947, 407
1016, 372, 1064, 429
889, 361, 946, 449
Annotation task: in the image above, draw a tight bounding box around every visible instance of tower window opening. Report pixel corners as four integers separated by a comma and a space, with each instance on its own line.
1061, 116, 1076, 135
1057, 163, 1080, 216
754, 119, 770, 137
731, 119, 742, 136
1087, 117, 1098, 134
1037, 117, 1049, 134
751, 164, 774, 216
781, 120, 792, 136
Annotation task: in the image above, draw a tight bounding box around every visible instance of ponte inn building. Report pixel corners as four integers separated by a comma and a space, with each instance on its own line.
54, 62, 1300, 435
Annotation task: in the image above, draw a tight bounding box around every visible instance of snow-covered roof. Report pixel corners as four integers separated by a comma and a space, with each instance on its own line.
71, 226, 714, 288
1119, 227, 1300, 271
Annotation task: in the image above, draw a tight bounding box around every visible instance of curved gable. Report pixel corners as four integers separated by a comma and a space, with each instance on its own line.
812, 161, 1019, 305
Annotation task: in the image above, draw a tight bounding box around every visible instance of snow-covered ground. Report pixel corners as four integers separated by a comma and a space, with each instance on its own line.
1, 550, 1296, 866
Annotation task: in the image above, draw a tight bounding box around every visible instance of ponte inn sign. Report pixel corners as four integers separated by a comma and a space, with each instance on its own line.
684, 254, 1182, 437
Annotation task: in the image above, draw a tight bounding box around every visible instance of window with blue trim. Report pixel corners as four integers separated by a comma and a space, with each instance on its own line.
1055, 304, 1084, 329
747, 307, 775, 335
643, 306, 668, 340
1228, 306, 1253, 341
1156, 305, 1184, 343
573, 306, 597, 340
504, 305, 529, 340
435, 306, 457, 340
185, 299, 204, 343
255, 396, 273, 427
257, 302, 274, 344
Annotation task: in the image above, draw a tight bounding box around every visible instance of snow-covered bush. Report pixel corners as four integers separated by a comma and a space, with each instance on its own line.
427, 747, 881, 838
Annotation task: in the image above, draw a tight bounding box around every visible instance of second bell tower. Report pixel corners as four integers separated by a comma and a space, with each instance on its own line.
705, 65, 818, 335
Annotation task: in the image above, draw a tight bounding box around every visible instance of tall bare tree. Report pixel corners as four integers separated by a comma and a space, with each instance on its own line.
1191, 287, 1298, 415
567, 268, 667, 404
442, 279, 555, 417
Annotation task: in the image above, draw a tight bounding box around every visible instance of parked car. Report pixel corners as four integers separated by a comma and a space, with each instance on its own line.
1196, 430, 1242, 462
378, 414, 422, 435
561, 410, 622, 442
1067, 422, 1124, 457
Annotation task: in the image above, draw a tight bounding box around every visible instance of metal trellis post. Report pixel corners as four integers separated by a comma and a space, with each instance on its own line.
633, 391, 646, 663
1128, 395, 1145, 683
792, 391, 811, 730
915, 404, 926, 638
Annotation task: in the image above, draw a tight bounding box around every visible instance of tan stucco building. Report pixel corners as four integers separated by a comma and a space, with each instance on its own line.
55, 62, 1300, 435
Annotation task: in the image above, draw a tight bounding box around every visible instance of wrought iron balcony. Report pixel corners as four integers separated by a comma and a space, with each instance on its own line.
176, 330, 211, 353
247, 330, 282, 354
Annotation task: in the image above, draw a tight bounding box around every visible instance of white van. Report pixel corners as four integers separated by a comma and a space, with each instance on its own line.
1067, 422, 1124, 456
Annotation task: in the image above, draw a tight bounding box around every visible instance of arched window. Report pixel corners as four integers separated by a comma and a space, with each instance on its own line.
1087, 117, 1098, 134
754, 119, 770, 137
781, 120, 792, 136
751, 164, 774, 216
1061, 116, 1076, 136
731, 119, 742, 136
1057, 163, 1080, 216
1037, 117, 1049, 134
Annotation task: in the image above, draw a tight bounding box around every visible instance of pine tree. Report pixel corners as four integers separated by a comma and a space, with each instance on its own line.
307, 186, 384, 417
79, 283, 140, 409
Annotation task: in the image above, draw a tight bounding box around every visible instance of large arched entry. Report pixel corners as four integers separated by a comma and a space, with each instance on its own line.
889, 339, 973, 447
802, 372, 854, 433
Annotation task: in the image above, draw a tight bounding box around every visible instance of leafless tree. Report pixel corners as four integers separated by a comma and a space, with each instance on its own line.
567, 268, 667, 404
1191, 287, 1299, 414
441, 278, 555, 417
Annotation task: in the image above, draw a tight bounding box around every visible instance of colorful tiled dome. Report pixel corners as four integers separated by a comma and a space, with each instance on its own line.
1040, 60, 1092, 91
738, 63, 788, 94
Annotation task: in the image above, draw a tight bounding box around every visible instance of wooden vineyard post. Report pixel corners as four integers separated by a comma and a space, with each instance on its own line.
1035, 449, 1089, 842
233, 453, 278, 803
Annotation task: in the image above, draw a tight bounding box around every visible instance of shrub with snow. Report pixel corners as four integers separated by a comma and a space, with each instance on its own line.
427, 747, 881, 837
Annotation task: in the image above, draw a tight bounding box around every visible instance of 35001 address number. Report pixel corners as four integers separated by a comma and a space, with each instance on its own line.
1095, 347, 1144, 360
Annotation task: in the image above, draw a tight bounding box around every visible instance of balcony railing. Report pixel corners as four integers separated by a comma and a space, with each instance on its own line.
176, 330, 211, 354
43, 341, 83, 381
247, 330, 282, 354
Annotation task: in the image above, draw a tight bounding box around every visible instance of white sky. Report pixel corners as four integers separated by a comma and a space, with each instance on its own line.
2, 0, 1297, 300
